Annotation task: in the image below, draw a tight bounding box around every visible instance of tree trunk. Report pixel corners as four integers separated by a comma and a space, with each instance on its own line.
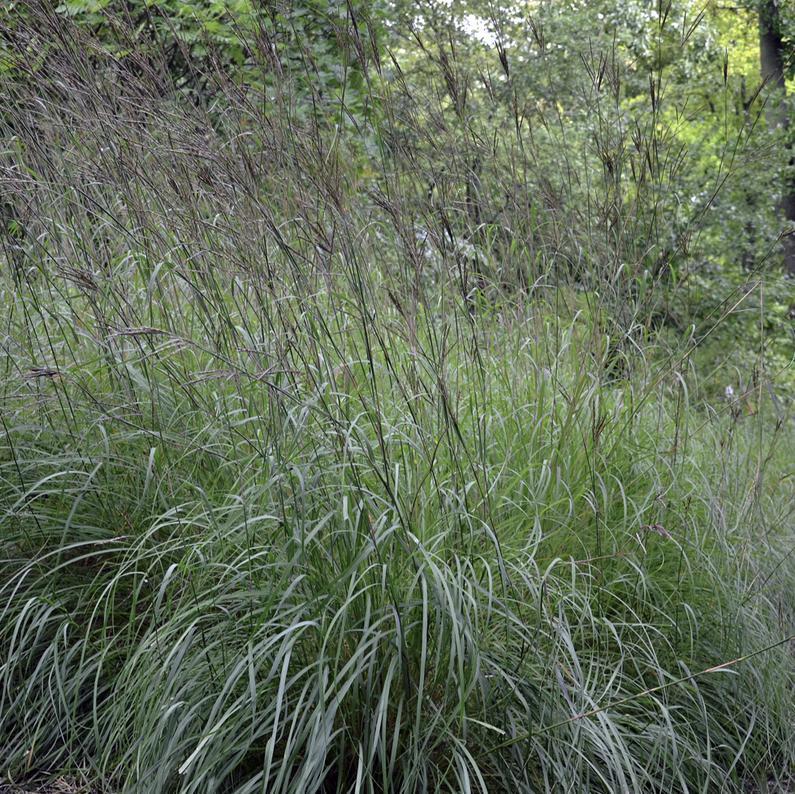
759, 0, 795, 275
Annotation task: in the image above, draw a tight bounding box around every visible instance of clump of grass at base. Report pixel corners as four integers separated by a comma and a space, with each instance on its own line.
0, 7, 793, 794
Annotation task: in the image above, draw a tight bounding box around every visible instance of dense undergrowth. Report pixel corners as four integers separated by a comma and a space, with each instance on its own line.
1, 4, 794, 792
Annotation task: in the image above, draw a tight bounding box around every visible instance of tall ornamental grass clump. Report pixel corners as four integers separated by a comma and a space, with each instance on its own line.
1, 6, 793, 792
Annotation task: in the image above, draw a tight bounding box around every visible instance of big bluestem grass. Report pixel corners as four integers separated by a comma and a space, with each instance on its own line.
0, 5, 793, 792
